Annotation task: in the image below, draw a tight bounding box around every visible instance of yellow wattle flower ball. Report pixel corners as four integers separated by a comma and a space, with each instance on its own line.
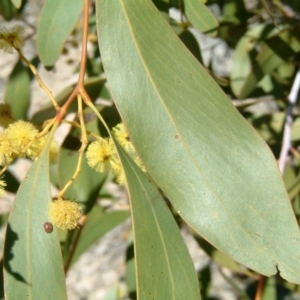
0, 25, 24, 53
49, 199, 82, 230
6, 120, 38, 155
111, 159, 126, 187
86, 138, 114, 172
112, 123, 135, 154
0, 131, 13, 166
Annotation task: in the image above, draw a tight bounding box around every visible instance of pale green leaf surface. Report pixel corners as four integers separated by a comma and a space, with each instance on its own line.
184, 0, 218, 36
152, 0, 169, 21
97, 0, 300, 283
3, 130, 67, 299
116, 142, 200, 299
36, 0, 84, 67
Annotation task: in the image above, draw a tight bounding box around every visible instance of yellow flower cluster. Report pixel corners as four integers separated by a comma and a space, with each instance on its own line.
0, 25, 24, 53
0, 120, 59, 166
49, 198, 82, 230
86, 138, 114, 172
86, 123, 146, 186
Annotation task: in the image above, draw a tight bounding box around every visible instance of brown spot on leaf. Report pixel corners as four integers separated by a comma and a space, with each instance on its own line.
44, 222, 53, 233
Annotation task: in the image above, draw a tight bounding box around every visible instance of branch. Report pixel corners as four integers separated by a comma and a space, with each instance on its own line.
278, 67, 300, 173
55, 0, 90, 124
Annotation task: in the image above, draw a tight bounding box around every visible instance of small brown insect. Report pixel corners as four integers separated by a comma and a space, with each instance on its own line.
43, 222, 53, 233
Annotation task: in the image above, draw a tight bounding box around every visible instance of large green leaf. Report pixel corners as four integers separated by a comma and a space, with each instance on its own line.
36, 0, 84, 67
96, 0, 300, 283
3, 130, 67, 299
184, 0, 218, 36
116, 142, 200, 299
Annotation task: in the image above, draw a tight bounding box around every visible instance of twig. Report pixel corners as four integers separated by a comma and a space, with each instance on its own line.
278, 67, 300, 173
64, 214, 87, 273
254, 275, 266, 300
260, 0, 280, 30
57, 95, 88, 198
17, 50, 60, 110
55, 0, 90, 124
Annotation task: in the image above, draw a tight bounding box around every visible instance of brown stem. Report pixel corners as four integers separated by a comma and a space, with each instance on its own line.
64, 215, 87, 273
61, 0, 90, 272
77, 0, 89, 88
56, 0, 90, 124
255, 275, 266, 300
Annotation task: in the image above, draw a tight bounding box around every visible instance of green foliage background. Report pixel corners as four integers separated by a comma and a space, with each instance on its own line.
2, 0, 300, 299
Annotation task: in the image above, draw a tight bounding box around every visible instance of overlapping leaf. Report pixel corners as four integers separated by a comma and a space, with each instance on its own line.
231, 25, 299, 98
96, 0, 300, 283
184, 0, 218, 36
5, 59, 31, 120
3, 130, 67, 299
116, 143, 200, 299
36, 0, 84, 67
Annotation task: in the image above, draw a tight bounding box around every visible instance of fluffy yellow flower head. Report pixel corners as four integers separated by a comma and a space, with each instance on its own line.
6, 120, 38, 155
112, 123, 135, 154
0, 25, 24, 53
86, 138, 114, 172
0, 103, 14, 127
49, 198, 82, 230
0, 178, 6, 198
0, 132, 13, 166
111, 159, 126, 187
